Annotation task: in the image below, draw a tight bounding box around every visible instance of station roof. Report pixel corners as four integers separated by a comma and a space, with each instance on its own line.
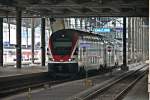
0, 0, 148, 17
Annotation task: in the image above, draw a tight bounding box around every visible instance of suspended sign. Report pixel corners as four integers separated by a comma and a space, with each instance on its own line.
94, 28, 111, 33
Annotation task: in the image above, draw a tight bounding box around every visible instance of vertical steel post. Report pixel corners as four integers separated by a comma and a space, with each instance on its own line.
31, 18, 35, 64
8, 18, 10, 45
137, 18, 140, 61
75, 18, 78, 29
128, 18, 131, 64
142, 18, 145, 60
0, 18, 3, 66
16, 8, 22, 68
143, 19, 146, 60
80, 18, 83, 30
122, 17, 128, 70
139, 18, 142, 61
146, 26, 149, 60
26, 26, 28, 47
41, 18, 45, 66
134, 18, 137, 62
131, 18, 135, 62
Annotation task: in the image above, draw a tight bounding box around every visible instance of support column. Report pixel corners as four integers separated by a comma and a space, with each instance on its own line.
16, 8, 22, 68
31, 18, 35, 63
138, 18, 140, 61
146, 26, 149, 60
80, 18, 83, 30
75, 18, 78, 29
26, 26, 28, 47
128, 18, 131, 64
8, 18, 10, 45
142, 18, 145, 60
142, 19, 145, 60
139, 18, 142, 61
122, 17, 128, 70
135, 18, 138, 62
0, 18, 3, 67
41, 18, 45, 66
131, 18, 135, 62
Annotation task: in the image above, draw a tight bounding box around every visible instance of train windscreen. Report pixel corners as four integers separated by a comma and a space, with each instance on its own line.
51, 31, 73, 55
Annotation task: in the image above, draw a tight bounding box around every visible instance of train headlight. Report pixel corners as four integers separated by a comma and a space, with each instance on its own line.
68, 59, 71, 61
49, 58, 54, 61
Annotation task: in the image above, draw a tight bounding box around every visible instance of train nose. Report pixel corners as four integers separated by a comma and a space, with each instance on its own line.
58, 66, 63, 71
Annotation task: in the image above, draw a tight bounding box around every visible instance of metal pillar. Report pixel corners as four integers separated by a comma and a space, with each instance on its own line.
26, 26, 28, 47
139, 18, 142, 61
138, 18, 140, 61
0, 18, 3, 66
16, 8, 22, 68
146, 26, 149, 60
122, 17, 128, 70
142, 19, 144, 60
128, 18, 131, 64
8, 18, 10, 45
131, 18, 135, 62
135, 18, 138, 62
75, 18, 78, 29
41, 18, 45, 66
80, 18, 83, 30
142, 18, 145, 60
31, 18, 35, 63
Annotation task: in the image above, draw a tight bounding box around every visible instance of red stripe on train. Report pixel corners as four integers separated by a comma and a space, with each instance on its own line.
53, 55, 70, 62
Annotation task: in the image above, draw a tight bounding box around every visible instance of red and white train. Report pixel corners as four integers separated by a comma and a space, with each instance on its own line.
48, 29, 123, 76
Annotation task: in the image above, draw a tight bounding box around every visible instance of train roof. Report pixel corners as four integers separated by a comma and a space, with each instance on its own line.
51, 29, 106, 40
51, 29, 122, 44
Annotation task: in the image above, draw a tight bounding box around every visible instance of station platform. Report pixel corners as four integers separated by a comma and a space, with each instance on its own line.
123, 75, 148, 100
0, 64, 48, 78
3, 62, 147, 100
0, 62, 143, 78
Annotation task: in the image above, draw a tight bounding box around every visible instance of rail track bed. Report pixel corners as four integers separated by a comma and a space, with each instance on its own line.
0, 63, 147, 100
79, 65, 148, 100
0, 72, 72, 98
3, 63, 147, 100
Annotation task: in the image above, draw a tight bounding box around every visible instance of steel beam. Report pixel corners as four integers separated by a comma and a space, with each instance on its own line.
0, 18, 3, 66
16, 8, 22, 69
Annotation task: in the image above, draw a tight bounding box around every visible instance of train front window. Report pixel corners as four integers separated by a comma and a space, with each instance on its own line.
52, 41, 72, 55
54, 42, 72, 48
51, 33, 72, 55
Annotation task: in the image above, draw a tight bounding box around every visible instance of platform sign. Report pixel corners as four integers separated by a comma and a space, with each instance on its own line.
94, 28, 111, 33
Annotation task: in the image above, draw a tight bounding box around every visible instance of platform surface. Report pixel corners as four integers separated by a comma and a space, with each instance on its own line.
0, 64, 47, 77
3, 62, 147, 100
0, 62, 143, 78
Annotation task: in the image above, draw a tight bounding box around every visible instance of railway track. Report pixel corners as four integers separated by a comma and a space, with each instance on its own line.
0, 72, 71, 98
74, 65, 148, 100
0, 70, 101, 98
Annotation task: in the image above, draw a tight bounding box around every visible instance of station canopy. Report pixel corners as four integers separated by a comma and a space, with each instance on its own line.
0, 0, 148, 17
